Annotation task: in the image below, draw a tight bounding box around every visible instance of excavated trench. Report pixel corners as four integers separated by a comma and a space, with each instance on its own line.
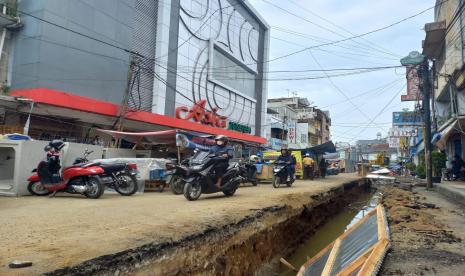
46, 179, 368, 276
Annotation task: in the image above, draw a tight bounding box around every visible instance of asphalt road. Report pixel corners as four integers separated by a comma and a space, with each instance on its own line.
0, 174, 360, 275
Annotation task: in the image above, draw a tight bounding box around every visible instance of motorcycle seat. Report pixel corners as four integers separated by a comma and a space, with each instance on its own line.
99, 163, 126, 173
227, 162, 238, 170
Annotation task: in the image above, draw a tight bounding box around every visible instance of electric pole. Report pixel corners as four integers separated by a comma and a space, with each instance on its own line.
421, 61, 433, 189
401, 51, 433, 189
115, 56, 137, 147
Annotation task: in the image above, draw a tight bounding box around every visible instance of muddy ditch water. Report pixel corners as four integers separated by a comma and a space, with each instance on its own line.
45, 179, 370, 276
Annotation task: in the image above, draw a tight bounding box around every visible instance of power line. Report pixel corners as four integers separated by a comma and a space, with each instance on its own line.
285, 0, 402, 58
261, 0, 401, 59
254, 1, 447, 68
308, 49, 387, 132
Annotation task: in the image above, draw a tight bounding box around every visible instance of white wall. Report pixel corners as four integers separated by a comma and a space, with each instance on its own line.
104, 148, 137, 159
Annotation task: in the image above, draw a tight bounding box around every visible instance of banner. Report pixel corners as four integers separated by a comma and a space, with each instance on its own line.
287, 122, 297, 144
401, 65, 422, 101
392, 112, 423, 126
388, 127, 418, 137
263, 150, 303, 177
388, 137, 400, 148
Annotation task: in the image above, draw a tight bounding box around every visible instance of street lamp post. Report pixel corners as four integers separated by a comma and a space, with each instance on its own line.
401, 51, 433, 189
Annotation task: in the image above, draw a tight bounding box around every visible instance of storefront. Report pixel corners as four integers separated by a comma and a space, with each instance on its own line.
9, 0, 270, 138
8, 88, 267, 154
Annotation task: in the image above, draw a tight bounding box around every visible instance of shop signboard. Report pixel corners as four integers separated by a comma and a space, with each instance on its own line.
388, 137, 400, 148
263, 150, 303, 177
287, 121, 297, 143
228, 121, 251, 134
392, 111, 423, 126
401, 65, 422, 101
175, 99, 228, 128
388, 127, 418, 137
267, 137, 284, 150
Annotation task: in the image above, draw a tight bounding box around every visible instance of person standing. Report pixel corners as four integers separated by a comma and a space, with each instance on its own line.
303, 153, 315, 180
319, 157, 327, 179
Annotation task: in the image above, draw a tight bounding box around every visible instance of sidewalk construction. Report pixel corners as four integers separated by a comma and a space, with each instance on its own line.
435, 181, 465, 208
0, 174, 364, 275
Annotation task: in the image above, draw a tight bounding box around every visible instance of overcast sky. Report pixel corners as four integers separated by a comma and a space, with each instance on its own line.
248, 0, 434, 144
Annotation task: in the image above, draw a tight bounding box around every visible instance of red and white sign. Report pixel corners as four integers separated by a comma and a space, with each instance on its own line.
287, 122, 296, 143
401, 65, 422, 101
175, 100, 228, 128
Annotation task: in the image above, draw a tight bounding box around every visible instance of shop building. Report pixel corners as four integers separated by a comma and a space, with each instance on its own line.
266, 97, 331, 149
422, 0, 465, 163
1, 0, 269, 146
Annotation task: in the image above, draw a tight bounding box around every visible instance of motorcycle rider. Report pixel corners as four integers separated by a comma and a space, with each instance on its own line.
277, 148, 296, 181
209, 135, 233, 189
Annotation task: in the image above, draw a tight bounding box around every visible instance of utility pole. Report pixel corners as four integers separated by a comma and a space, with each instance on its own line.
421, 61, 433, 189
115, 56, 137, 147
401, 51, 433, 189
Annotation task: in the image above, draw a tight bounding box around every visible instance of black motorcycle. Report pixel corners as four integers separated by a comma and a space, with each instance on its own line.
239, 159, 258, 186
168, 153, 242, 201
272, 160, 295, 188
165, 150, 209, 194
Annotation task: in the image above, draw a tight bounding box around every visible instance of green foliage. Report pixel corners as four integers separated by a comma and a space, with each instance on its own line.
405, 162, 416, 171
0, 85, 10, 95
432, 151, 447, 176
416, 163, 426, 179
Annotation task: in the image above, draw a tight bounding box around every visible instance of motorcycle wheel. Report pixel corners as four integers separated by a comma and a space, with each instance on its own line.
84, 177, 104, 199
170, 175, 185, 195
27, 181, 51, 196
223, 188, 237, 197
115, 174, 138, 196
286, 179, 294, 187
272, 176, 280, 188
183, 181, 202, 201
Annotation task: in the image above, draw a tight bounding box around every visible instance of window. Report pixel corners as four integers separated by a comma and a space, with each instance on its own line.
210, 47, 256, 99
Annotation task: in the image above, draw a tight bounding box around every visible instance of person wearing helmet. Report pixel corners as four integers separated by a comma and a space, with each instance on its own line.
209, 135, 233, 189
277, 148, 296, 181
303, 153, 315, 180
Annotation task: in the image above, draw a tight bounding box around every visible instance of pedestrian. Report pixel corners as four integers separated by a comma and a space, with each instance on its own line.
319, 157, 327, 179
303, 153, 315, 180
91, 135, 103, 146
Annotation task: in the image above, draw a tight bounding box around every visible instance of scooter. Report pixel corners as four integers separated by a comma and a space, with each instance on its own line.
239, 159, 258, 186
165, 150, 209, 194
27, 150, 138, 198
272, 161, 295, 188
168, 153, 242, 201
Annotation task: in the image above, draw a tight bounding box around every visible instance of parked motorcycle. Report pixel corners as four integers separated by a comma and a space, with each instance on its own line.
238, 158, 258, 186
167, 153, 242, 201
272, 160, 295, 188
165, 150, 209, 194
28, 149, 138, 198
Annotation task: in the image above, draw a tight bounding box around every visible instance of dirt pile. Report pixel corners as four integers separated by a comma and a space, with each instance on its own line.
381, 187, 465, 275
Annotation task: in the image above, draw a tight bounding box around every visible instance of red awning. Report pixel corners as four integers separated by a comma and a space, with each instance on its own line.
97, 129, 177, 144
11, 88, 267, 144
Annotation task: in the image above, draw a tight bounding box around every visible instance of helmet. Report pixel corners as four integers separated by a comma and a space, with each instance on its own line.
250, 155, 259, 161
49, 139, 65, 151
215, 135, 229, 145
305, 153, 310, 157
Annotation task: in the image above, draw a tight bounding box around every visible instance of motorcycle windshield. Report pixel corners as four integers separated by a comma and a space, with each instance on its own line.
190, 151, 210, 165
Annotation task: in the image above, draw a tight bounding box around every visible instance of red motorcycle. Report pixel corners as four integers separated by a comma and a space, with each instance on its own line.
27, 148, 138, 199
